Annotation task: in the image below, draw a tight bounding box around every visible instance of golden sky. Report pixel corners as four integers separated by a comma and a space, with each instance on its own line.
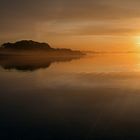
1, 0, 140, 51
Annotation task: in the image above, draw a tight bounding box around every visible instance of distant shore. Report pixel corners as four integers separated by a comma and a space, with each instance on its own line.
0, 49, 85, 57
0, 40, 85, 57
0, 40, 85, 71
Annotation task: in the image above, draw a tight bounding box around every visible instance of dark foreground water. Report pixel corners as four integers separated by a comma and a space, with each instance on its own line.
1, 53, 140, 140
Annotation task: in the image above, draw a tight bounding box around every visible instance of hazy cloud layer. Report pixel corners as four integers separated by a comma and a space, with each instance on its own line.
1, 0, 140, 43
1, 0, 140, 20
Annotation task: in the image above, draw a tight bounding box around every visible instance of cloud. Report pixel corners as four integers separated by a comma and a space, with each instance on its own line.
1, 0, 140, 21
1, 0, 140, 42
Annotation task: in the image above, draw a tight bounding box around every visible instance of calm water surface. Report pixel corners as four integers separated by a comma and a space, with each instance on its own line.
1, 53, 140, 140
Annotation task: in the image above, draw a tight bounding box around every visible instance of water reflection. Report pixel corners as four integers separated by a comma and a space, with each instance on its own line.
0, 55, 82, 71
1, 53, 140, 140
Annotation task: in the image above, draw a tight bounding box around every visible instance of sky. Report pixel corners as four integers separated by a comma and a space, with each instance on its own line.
1, 0, 140, 51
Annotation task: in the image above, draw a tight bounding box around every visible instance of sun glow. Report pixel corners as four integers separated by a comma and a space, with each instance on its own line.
135, 36, 140, 46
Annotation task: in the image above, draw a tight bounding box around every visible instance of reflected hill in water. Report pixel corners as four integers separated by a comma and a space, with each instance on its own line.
0, 55, 82, 71
0, 40, 85, 71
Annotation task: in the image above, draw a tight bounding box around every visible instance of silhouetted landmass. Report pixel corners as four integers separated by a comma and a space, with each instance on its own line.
1, 40, 52, 50
0, 40, 84, 55
0, 40, 85, 71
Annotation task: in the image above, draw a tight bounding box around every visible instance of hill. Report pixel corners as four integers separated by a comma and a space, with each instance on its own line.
1, 40, 53, 50
0, 40, 85, 56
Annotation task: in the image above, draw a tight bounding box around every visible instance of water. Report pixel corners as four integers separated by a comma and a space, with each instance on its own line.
1, 53, 140, 139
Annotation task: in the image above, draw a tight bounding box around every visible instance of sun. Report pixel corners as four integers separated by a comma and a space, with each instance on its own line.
135, 36, 140, 46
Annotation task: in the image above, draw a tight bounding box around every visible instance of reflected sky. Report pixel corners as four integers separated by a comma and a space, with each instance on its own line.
1, 54, 140, 139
